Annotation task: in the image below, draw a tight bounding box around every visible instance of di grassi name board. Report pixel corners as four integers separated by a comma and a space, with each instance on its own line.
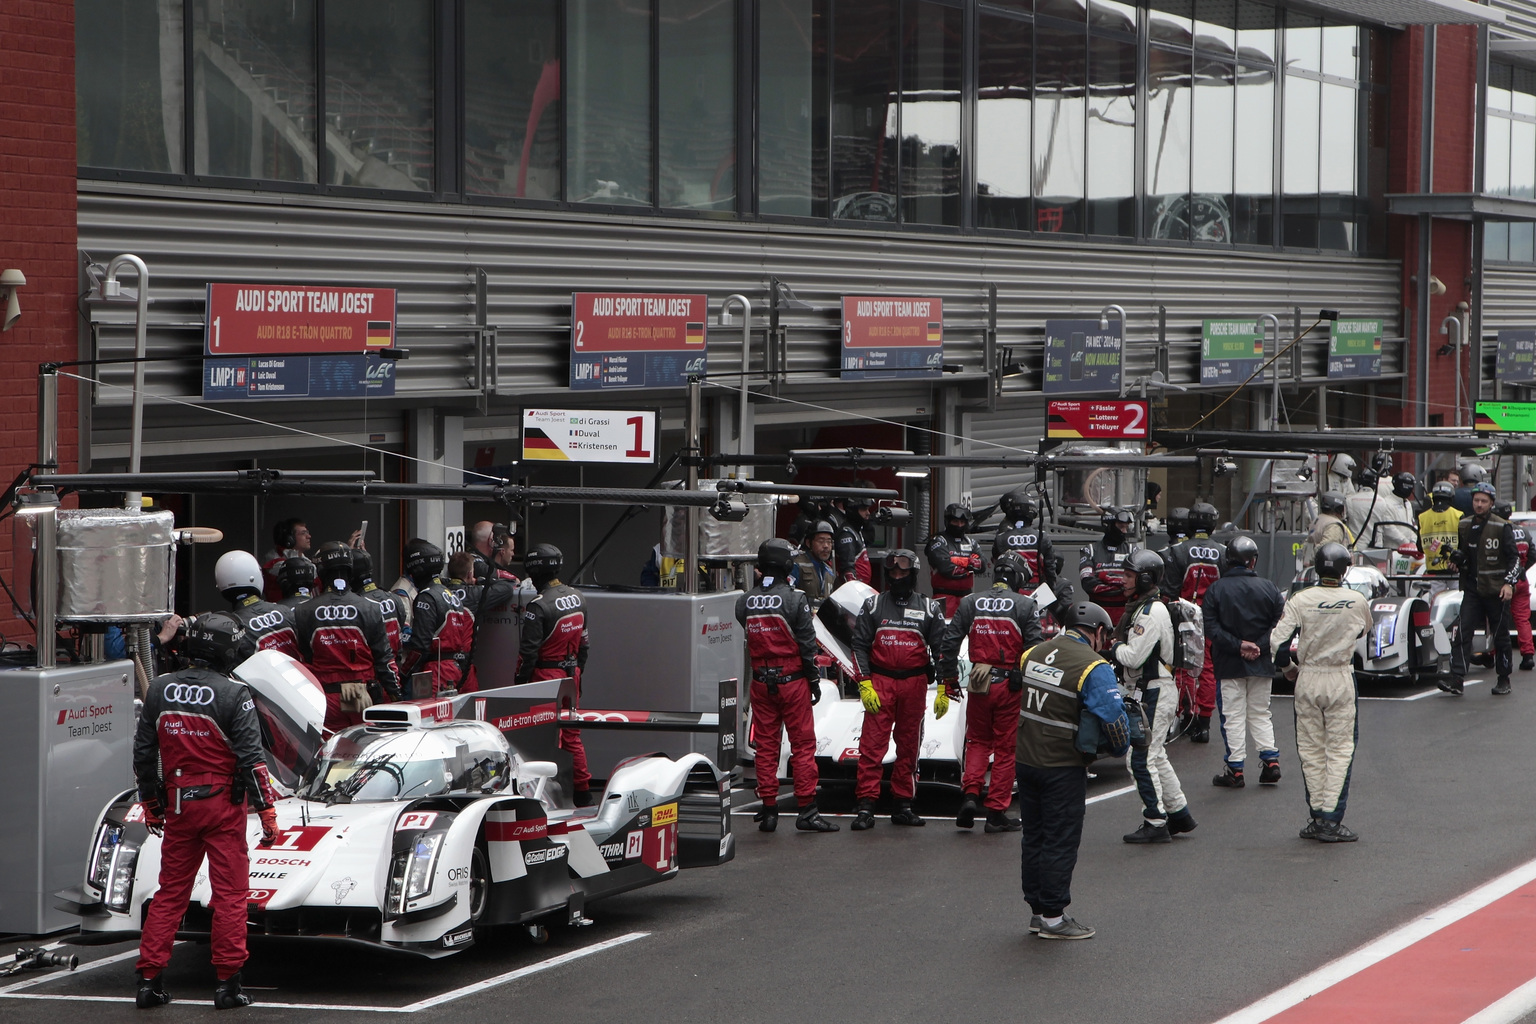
570, 292, 707, 390
841, 296, 944, 380
522, 408, 658, 465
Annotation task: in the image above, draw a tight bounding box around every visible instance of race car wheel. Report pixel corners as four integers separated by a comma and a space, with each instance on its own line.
525, 923, 549, 945
467, 845, 490, 923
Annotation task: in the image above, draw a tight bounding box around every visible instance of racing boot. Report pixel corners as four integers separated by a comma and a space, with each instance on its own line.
1259, 760, 1282, 785
213, 973, 252, 1010
1190, 715, 1211, 743
890, 802, 926, 827
136, 973, 171, 1009
850, 800, 877, 831
794, 805, 839, 832
1523, 654, 1535, 672
1315, 820, 1359, 843
1122, 820, 1171, 844
1438, 676, 1464, 696
984, 810, 1022, 833
754, 806, 778, 833
1493, 677, 1513, 695
956, 793, 979, 829
1167, 807, 1198, 836
1212, 765, 1245, 788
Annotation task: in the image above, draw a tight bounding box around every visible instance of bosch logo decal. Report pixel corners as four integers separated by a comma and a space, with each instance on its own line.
745, 595, 784, 611
974, 597, 1015, 613
248, 611, 284, 631
163, 683, 215, 705
313, 604, 358, 622
554, 594, 582, 612
1188, 546, 1222, 561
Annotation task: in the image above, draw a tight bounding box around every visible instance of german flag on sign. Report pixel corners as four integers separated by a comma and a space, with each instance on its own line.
927, 322, 942, 343
685, 322, 705, 345
1253, 336, 1265, 356
366, 321, 393, 347
523, 427, 569, 461
1474, 410, 1502, 432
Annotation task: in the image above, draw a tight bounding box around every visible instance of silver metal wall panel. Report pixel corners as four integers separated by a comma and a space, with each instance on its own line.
964, 398, 1048, 514
1480, 265, 1536, 394
1491, 0, 1536, 41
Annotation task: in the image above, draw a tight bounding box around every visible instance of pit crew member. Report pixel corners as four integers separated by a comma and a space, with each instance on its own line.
991, 488, 1062, 599
1160, 501, 1225, 742
835, 496, 876, 584
926, 503, 986, 617
1080, 508, 1138, 625
214, 550, 299, 661
788, 519, 839, 612
274, 553, 316, 608
1447, 483, 1521, 695
1203, 535, 1286, 788
1300, 491, 1353, 570
1497, 502, 1536, 672
351, 548, 406, 659
399, 539, 476, 695
260, 517, 310, 601
516, 544, 596, 805
294, 541, 400, 729
1418, 481, 1462, 596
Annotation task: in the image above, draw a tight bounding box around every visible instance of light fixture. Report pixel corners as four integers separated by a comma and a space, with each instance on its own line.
1, 269, 25, 332
709, 494, 750, 522
13, 486, 59, 515
895, 470, 929, 479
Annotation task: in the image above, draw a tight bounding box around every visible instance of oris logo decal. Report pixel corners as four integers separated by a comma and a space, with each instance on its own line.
313, 605, 358, 622
974, 597, 1015, 613
1188, 546, 1222, 561
248, 611, 284, 631
554, 594, 582, 612
163, 683, 215, 705
745, 595, 783, 611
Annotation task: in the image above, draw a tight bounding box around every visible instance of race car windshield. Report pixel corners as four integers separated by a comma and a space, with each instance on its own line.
302, 731, 453, 804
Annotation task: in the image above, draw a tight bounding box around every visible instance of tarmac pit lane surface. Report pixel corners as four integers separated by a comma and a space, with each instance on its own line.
14, 674, 1536, 1024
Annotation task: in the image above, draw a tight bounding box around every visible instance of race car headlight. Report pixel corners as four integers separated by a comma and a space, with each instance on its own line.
87, 822, 121, 892
387, 832, 445, 914
89, 822, 140, 913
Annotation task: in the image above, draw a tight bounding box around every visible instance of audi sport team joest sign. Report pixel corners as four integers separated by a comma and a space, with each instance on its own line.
202, 282, 397, 401
522, 408, 658, 465
840, 296, 944, 381
569, 292, 708, 390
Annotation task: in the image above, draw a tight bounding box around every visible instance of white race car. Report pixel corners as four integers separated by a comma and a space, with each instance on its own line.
59, 651, 734, 957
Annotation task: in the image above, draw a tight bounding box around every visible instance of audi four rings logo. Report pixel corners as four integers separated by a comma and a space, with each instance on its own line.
248, 611, 284, 631
554, 594, 582, 612
974, 597, 1014, 613
164, 683, 215, 705
745, 595, 783, 611
313, 605, 358, 622
1188, 546, 1222, 561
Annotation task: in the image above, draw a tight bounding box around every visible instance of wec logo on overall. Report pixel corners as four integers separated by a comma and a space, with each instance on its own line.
745, 595, 783, 611
313, 605, 358, 622
164, 683, 215, 705
975, 598, 1015, 613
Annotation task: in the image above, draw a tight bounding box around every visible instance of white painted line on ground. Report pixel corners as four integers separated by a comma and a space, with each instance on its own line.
1459, 974, 1536, 1024
1208, 853, 1536, 1024
1085, 784, 1137, 805
394, 931, 650, 1013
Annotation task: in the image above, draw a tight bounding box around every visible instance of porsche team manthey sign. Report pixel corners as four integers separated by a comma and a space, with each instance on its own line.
201, 282, 397, 400
840, 296, 944, 380
569, 292, 707, 390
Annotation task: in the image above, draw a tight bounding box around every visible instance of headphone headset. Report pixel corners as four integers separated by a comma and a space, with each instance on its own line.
273, 518, 300, 550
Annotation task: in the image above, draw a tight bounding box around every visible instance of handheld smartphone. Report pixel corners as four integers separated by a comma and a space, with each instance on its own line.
356, 520, 368, 547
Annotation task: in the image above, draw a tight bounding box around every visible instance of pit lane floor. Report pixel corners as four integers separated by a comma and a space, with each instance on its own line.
11, 672, 1536, 1024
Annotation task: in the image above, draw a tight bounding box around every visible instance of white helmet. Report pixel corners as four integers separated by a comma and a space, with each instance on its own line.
214, 550, 263, 596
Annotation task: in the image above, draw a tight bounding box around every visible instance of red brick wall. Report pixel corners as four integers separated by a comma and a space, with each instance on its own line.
0, 1, 79, 585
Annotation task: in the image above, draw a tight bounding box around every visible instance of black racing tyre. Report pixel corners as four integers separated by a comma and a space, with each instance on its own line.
468, 844, 490, 923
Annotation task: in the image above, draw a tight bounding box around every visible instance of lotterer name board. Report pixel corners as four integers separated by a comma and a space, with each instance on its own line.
522, 408, 658, 464
570, 292, 707, 390
840, 296, 943, 380
1047, 400, 1149, 440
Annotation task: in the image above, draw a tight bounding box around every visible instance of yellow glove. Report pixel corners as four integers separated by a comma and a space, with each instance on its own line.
857, 679, 881, 714
933, 686, 951, 719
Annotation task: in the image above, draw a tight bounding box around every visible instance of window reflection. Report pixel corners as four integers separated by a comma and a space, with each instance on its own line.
1514, 120, 1536, 199
1233, 63, 1273, 244
1191, 58, 1234, 243
1321, 24, 1357, 81
1149, 0, 1192, 48
1487, 222, 1511, 262
760, 0, 827, 216
1146, 47, 1192, 240
977, 14, 1032, 231
1283, 73, 1319, 247
1235, 0, 1276, 63
660, 0, 737, 211
1193, 0, 1235, 50
77, 0, 184, 173
324, 0, 434, 191
1034, 20, 1086, 233
464, 0, 560, 199
1285, 14, 1320, 74
832, 0, 898, 221
1513, 223, 1536, 262
568, 0, 653, 205
1087, 35, 1136, 237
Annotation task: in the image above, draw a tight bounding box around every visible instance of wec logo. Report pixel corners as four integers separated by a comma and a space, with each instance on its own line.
974, 597, 1015, 613
248, 611, 284, 631
554, 594, 582, 612
745, 595, 783, 611
163, 683, 215, 705
312, 604, 358, 622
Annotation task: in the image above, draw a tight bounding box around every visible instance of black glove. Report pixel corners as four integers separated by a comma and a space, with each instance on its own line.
808, 676, 822, 706
1449, 548, 1468, 569
1274, 640, 1293, 670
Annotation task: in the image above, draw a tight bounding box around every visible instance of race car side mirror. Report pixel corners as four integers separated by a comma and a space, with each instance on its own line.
519, 760, 559, 779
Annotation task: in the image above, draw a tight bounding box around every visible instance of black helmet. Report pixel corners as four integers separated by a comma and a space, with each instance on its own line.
1124, 549, 1164, 595
1431, 481, 1455, 511
1392, 472, 1417, 500
314, 540, 353, 588
1061, 600, 1114, 633
1189, 502, 1219, 533
999, 488, 1038, 525
1496, 502, 1514, 520
1318, 491, 1347, 517
1102, 507, 1135, 531
402, 539, 444, 585
1167, 507, 1191, 536
350, 547, 376, 588
810, 519, 836, 539
943, 503, 972, 524
1315, 541, 1351, 580
185, 611, 247, 673
884, 548, 919, 598
1226, 534, 1260, 568
757, 537, 795, 577
276, 554, 316, 597
524, 542, 563, 585
1459, 462, 1488, 484
844, 495, 875, 522
993, 550, 1034, 592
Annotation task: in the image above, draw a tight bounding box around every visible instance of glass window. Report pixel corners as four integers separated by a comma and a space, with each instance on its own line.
1037, 0, 1088, 22
1193, 0, 1235, 53
77, 0, 184, 173
1034, 19, 1085, 233
1284, 14, 1321, 74
1145, 47, 1192, 240
1321, 24, 1357, 81
1487, 222, 1511, 262
1318, 81, 1356, 250
1487, 114, 1511, 195
1090, 0, 1137, 36
191, 0, 315, 182
1489, 62, 1514, 114
977, 13, 1032, 231
1086, 34, 1136, 236
1233, 63, 1272, 244
1235, 0, 1275, 64
1283, 73, 1319, 247
1514, 120, 1536, 199
760, 0, 827, 216
324, 0, 434, 192
1513, 222, 1536, 263
464, 0, 560, 199
568, 0, 653, 205
1515, 66, 1536, 114
1191, 58, 1234, 242
900, 1, 962, 226
660, 0, 736, 211
831, 0, 899, 221
1149, 0, 1192, 47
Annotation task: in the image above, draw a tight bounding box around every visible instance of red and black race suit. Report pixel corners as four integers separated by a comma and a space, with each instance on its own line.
991, 524, 1058, 589
518, 581, 591, 790
835, 522, 873, 584
852, 591, 945, 679
402, 579, 477, 693
938, 584, 1043, 679
133, 666, 281, 981
359, 583, 407, 657
1081, 540, 1135, 623
735, 581, 821, 804
293, 588, 401, 709
1161, 535, 1226, 602
230, 594, 300, 661
734, 581, 819, 681
925, 532, 986, 616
